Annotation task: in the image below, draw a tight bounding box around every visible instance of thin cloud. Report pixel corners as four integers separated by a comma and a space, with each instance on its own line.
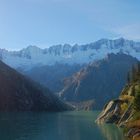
111, 24, 140, 41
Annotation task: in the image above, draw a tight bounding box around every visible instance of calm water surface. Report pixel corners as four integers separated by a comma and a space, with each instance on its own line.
0, 111, 128, 140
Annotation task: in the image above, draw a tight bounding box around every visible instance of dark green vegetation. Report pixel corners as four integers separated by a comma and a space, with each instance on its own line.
133, 90, 140, 111
96, 62, 140, 139
60, 53, 138, 109
0, 60, 72, 111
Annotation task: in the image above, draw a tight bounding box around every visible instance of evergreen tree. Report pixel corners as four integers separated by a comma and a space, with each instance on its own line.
131, 86, 135, 96
131, 64, 137, 82
127, 72, 130, 84
137, 62, 140, 79
133, 90, 140, 111
138, 62, 140, 70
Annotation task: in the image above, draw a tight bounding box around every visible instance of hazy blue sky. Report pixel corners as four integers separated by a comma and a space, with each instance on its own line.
0, 0, 140, 50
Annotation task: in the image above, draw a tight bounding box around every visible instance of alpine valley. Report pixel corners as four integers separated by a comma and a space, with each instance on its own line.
1, 0, 140, 139
0, 38, 140, 140
0, 38, 140, 110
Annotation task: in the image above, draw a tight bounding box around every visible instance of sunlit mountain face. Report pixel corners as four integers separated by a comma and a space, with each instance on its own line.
0, 38, 140, 71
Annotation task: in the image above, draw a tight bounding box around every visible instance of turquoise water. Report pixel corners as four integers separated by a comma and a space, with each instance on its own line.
0, 111, 128, 140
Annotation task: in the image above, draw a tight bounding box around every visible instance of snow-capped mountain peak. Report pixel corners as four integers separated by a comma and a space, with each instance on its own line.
0, 38, 140, 70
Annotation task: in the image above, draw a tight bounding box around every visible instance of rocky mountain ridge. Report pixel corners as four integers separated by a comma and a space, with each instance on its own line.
0, 38, 140, 70
59, 53, 138, 109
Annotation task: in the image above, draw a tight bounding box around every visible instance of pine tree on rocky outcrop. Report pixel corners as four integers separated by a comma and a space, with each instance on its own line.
131, 62, 140, 83
127, 72, 131, 84
133, 90, 140, 111
137, 62, 140, 79
131, 86, 135, 96
131, 65, 137, 82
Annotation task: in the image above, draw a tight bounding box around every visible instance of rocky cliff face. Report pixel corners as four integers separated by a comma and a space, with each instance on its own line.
0, 60, 72, 111
60, 53, 138, 109
96, 62, 140, 139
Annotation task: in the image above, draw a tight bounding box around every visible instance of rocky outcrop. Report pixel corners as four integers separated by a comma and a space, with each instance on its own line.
125, 127, 140, 140
96, 84, 136, 124
96, 87, 140, 139
96, 99, 125, 123
96, 62, 140, 139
